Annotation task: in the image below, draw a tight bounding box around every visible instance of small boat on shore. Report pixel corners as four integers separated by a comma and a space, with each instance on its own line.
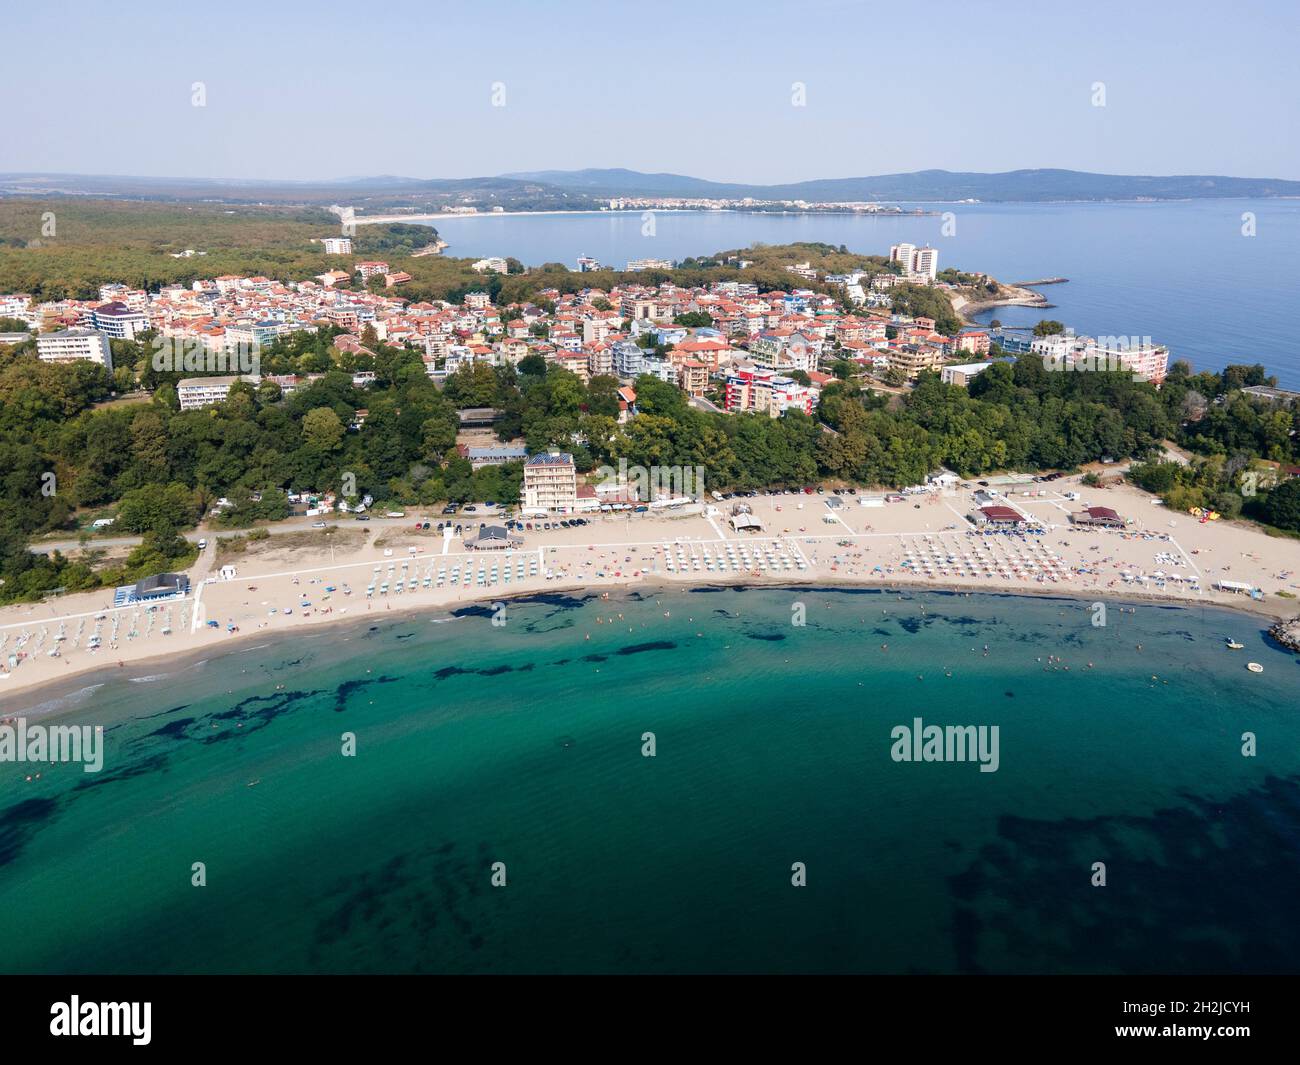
1246, 662, 1263, 673
1226, 638, 1244, 649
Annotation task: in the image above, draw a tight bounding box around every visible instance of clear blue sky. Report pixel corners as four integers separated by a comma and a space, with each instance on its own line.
3, 0, 1296, 183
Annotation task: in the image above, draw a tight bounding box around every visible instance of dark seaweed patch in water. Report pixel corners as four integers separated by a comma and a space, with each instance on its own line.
713, 609, 741, 618
146, 717, 196, 739
511, 592, 594, 609
434, 662, 537, 680
334, 676, 398, 712
615, 640, 676, 656
134, 688, 326, 745
581, 653, 608, 663
74, 751, 172, 792
745, 632, 786, 642
307, 841, 505, 971
451, 605, 496, 619
872, 628, 891, 637
0, 796, 63, 867
521, 616, 576, 634
135, 703, 192, 722
1005, 691, 1015, 698
552, 658, 570, 666
395, 632, 416, 640
948, 773, 1300, 974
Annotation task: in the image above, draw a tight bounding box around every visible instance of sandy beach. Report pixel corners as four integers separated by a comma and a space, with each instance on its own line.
3, 475, 1298, 703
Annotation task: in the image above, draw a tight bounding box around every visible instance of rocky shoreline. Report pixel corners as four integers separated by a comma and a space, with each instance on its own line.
1267, 614, 1300, 653
950, 283, 1053, 322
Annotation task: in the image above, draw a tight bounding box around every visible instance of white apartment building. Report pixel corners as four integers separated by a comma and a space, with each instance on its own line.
321, 238, 353, 254
177, 374, 259, 410
36, 328, 114, 370
522, 452, 578, 513
889, 243, 916, 269
0, 294, 32, 318
1031, 333, 1169, 383
889, 243, 939, 281
90, 301, 150, 339
626, 258, 674, 272
472, 257, 509, 273
912, 246, 939, 281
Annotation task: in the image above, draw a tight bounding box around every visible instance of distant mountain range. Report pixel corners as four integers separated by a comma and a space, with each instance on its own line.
503, 167, 1300, 202
2, 168, 1297, 207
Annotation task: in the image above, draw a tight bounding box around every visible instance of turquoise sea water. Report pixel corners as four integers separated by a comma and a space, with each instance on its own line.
1, 587, 1298, 974
428, 200, 1300, 386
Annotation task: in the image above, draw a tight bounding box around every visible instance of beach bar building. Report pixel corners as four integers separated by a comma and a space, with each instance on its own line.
1070, 505, 1125, 528
114, 571, 190, 605
729, 513, 765, 533
468, 525, 524, 551
971, 505, 1027, 527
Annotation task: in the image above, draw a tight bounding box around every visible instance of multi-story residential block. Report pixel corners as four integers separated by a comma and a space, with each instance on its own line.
724, 366, 817, 417
612, 340, 645, 378
888, 344, 945, 379
912, 246, 939, 281
355, 261, 390, 281
36, 328, 114, 370
321, 238, 353, 254
677, 360, 709, 397
90, 301, 149, 339
587, 345, 614, 377
177, 374, 259, 410
889, 243, 938, 281
523, 452, 578, 513
951, 331, 991, 356
626, 258, 674, 272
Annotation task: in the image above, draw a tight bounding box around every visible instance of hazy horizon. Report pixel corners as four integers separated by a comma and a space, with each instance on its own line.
3, 0, 1297, 183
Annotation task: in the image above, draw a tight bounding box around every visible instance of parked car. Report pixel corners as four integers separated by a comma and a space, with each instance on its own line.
442, 505, 457, 515
355, 515, 370, 521
422, 521, 431, 530
197, 538, 208, 549
311, 521, 327, 528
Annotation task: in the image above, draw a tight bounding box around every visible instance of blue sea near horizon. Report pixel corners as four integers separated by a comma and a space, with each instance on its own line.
425, 200, 1300, 387
1, 586, 1298, 975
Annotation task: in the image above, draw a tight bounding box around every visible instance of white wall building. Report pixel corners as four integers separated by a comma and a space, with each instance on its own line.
177, 375, 259, 410
36, 328, 114, 370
